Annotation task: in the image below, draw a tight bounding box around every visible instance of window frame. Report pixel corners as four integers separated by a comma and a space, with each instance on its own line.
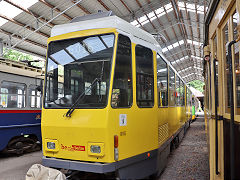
111, 34, 133, 109
0, 80, 27, 109
169, 66, 176, 107
44, 33, 116, 109
135, 44, 154, 108
157, 53, 168, 107
28, 84, 42, 108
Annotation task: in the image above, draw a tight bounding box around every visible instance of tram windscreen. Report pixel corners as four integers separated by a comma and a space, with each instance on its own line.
44, 34, 115, 108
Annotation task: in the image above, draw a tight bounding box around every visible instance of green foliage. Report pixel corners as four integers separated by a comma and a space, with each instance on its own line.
3, 48, 33, 61
188, 80, 204, 92
2, 48, 44, 68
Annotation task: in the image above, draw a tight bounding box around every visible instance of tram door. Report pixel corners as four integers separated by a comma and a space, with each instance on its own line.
110, 34, 157, 160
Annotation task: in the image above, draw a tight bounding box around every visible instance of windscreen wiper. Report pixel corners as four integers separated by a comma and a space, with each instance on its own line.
65, 78, 100, 117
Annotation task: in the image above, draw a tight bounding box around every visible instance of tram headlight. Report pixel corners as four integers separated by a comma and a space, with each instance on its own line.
88, 143, 104, 156
47, 142, 56, 149
90, 145, 101, 154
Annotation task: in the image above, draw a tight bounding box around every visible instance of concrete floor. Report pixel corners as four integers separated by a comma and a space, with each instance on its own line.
159, 115, 209, 180
0, 151, 42, 180
0, 114, 208, 180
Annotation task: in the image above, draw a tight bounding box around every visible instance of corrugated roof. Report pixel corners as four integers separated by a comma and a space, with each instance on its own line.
0, 0, 210, 82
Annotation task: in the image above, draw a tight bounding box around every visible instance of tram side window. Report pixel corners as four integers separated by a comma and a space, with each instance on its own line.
136, 45, 154, 107
169, 67, 175, 106
157, 54, 168, 107
0, 81, 26, 108
111, 34, 132, 108
29, 84, 42, 108
205, 66, 209, 110
233, 11, 240, 114
213, 35, 219, 107
181, 80, 185, 106
176, 76, 180, 106
223, 22, 230, 113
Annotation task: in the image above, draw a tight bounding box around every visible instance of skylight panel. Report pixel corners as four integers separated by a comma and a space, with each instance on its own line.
197, 5, 204, 12
155, 7, 164, 14
141, 19, 149, 25
165, 3, 172, 10
186, 3, 195, 10
166, 8, 173, 13
178, 2, 185, 8
173, 42, 179, 48
157, 12, 166, 18
131, 20, 138, 26
187, 39, 202, 46
179, 7, 185, 11
186, 8, 195, 13
0, 17, 8, 26
150, 16, 157, 21
162, 47, 168, 53
139, 15, 147, 23
168, 45, 173, 50
0, 1, 22, 18
191, 55, 202, 60
148, 12, 155, 18
179, 40, 184, 45
187, 39, 192, 44
197, 10, 204, 15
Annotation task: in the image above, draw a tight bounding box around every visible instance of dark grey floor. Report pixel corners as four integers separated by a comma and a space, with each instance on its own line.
0, 151, 42, 180
159, 115, 209, 180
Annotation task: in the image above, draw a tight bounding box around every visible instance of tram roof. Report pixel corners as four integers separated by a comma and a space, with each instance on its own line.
51, 16, 159, 47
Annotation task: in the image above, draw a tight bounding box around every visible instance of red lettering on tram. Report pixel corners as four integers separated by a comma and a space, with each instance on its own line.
61, 144, 85, 151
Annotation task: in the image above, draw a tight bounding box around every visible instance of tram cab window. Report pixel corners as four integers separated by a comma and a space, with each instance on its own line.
111, 34, 132, 108
29, 84, 42, 108
45, 33, 115, 108
157, 54, 168, 107
0, 81, 26, 108
135, 45, 154, 107
169, 67, 175, 106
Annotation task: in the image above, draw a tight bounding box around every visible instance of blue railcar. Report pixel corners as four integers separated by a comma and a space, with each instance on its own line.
0, 58, 43, 154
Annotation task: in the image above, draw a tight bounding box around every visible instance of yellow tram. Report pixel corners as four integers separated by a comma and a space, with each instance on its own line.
204, 0, 240, 179
41, 13, 193, 179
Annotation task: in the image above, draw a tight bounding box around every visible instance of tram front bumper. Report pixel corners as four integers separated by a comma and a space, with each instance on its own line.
42, 156, 116, 173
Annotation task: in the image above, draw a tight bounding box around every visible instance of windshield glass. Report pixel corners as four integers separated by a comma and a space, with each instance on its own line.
44, 34, 115, 108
